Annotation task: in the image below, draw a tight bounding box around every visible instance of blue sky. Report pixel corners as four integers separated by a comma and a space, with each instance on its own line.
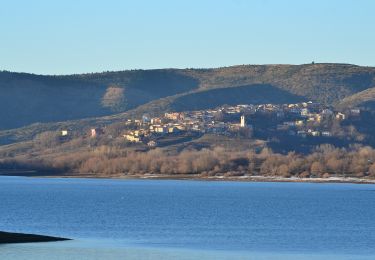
0, 0, 374, 74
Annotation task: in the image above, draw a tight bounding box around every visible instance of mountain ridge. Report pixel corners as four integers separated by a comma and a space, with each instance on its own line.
1, 63, 375, 138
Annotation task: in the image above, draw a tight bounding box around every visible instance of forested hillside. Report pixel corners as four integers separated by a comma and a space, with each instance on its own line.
1, 63, 375, 131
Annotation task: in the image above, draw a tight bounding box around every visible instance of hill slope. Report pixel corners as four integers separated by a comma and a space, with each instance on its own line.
1, 63, 375, 131
0, 70, 198, 130
337, 87, 375, 109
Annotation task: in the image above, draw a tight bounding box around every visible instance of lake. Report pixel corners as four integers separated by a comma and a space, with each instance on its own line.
0, 176, 374, 259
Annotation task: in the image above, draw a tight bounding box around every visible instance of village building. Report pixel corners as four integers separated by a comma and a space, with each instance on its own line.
192, 124, 203, 132
114, 101, 354, 145
91, 128, 104, 137
335, 112, 346, 120
350, 108, 361, 116
147, 140, 157, 147
151, 125, 168, 134
125, 119, 133, 125
307, 129, 320, 136
61, 130, 68, 136
295, 120, 304, 126
164, 112, 184, 121
300, 108, 309, 117
307, 114, 322, 122
168, 126, 180, 133
151, 118, 162, 124
322, 131, 332, 137
123, 130, 147, 143
124, 133, 142, 142
225, 107, 240, 114
240, 115, 246, 128
173, 124, 186, 131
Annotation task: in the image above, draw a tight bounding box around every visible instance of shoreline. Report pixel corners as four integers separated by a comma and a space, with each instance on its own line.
111, 174, 375, 184
138, 175, 375, 184
0, 231, 70, 244
2, 171, 375, 184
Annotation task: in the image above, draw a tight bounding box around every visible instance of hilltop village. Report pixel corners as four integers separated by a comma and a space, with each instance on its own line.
4, 101, 375, 180
61, 101, 363, 149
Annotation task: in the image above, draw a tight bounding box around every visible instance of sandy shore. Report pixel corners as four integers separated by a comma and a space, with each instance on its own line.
135, 174, 375, 184
1, 170, 375, 184
0, 231, 70, 244
24, 173, 375, 184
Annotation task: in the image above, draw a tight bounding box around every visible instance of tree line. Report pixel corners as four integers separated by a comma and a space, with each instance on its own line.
4, 143, 370, 178
2, 132, 375, 179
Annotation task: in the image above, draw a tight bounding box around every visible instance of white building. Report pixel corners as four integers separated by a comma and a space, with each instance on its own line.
240, 115, 246, 128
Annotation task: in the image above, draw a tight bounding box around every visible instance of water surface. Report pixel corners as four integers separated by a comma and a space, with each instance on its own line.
0, 177, 374, 259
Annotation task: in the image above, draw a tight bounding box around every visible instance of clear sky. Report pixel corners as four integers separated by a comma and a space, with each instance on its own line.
0, 0, 374, 75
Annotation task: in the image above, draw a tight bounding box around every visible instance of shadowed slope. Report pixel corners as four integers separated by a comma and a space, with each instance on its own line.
0, 70, 199, 130
1, 63, 375, 131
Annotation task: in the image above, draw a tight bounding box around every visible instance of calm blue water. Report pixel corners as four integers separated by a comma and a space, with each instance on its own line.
0, 177, 375, 259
